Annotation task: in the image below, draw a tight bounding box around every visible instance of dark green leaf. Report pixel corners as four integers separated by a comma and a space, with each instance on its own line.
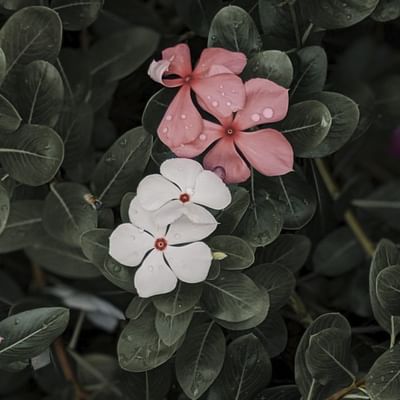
0, 184, 10, 235
254, 385, 300, 400
372, 0, 400, 21
80, 228, 110, 268
120, 192, 135, 223
0, 94, 21, 135
155, 308, 193, 346
91, 127, 152, 207
102, 255, 136, 293
208, 6, 262, 57
377, 266, 400, 316
176, 319, 225, 400
125, 297, 150, 320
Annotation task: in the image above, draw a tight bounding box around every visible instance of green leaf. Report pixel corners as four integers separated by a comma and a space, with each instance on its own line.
208, 334, 272, 400
0, 48, 6, 85
313, 227, 365, 277
120, 191, 135, 223
372, 0, 400, 21
175, 319, 225, 400
208, 235, 254, 271
0, 94, 21, 135
258, 234, 312, 272
0, 200, 43, 253
291, 46, 328, 100
117, 306, 179, 372
261, 171, 317, 230
0, 307, 69, 368
43, 182, 97, 247
304, 0, 379, 29
125, 297, 150, 320
9, 60, 64, 128
153, 281, 203, 316
155, 308, 193, 346
279, 100, 332, 157
0, 1, 49, 10
52, 0, 104, 31
80, 228, 110, 268
0, 6, 62, 74
91, 126, 152, 207
242, 50, 294, 88
295, 313, 353, 400
247, 263, 295, 311
215, 186, 250, 235
370, 239, 400, 335
352, 182, 400, 232
305, 327, 354, 386
254, 385, 300, 400
0, 184, 10, 236
208, 6, 262, 57
102, 255, 136, 293
88, 27, 159, 84
202, 271, 266, 322
0, 124, 64, 186
237, 190, 283, 247
303, 92, 360, 157
366, 344, 400, 400
26, 231, 100, 278
377, 266, 400, 317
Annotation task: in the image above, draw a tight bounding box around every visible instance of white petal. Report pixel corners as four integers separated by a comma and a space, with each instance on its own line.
160, 158, 203, 192
153, 199, 186, 226
165, 242, 212, 283
109, 223, 153, 267
148, 59, 170, 84
184, 203, 218, 225
137, 174, 180, 211
134, 250, 177, 298
166, 214, 217, 244
129, 197, 166, 237
192, 170, 232, 210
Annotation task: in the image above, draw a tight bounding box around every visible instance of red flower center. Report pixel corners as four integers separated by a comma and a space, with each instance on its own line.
184, 75, 192, 83
179, 193, 190, 203
155, 238, 168, 251
226, 127, 235, 136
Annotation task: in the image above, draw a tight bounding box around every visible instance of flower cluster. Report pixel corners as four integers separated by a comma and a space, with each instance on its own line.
109, 158, 231, 298
148, 44, 294, 183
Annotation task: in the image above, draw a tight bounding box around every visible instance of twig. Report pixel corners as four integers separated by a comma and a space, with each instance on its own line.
315, 159, 376, 257
327, 380, 366, 400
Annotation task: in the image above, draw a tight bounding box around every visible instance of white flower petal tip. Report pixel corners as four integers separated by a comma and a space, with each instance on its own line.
148, 59, 170, 84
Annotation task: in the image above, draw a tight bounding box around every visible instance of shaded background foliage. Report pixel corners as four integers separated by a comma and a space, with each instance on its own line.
0, 1, 399, 400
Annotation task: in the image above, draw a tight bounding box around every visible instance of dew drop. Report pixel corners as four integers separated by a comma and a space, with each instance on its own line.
207, 95, 211, 100
113, 265, 121, 273
226, 101, 232, 107
181, 114, 187, 119
180, 144, 185, 148
166, 115, 173, 121
14, 319, 20, 325
162, 127, 168, 133
263, 107, 274, 119
219, 85, 224, 89
105, 154, 115, 163
212, 101, 219, 107
346, 13, 352, 20
199, 134, 207, 141
174, 233, 181, 239
251, 113, 261, 122
148, 265, 154, 272
119, 138, 127, 146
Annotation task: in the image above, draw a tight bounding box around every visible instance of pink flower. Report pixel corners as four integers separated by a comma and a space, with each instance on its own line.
171, 78, 294, 184
148, 44, 247, 148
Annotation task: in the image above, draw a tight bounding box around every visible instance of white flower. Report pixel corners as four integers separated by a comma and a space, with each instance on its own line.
109, 197, 214, 298
137, 158, 232, 226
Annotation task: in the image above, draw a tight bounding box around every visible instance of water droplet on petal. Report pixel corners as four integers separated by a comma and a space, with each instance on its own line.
263, 107, 274, 119
180, 144, 185, 148
212, 101, 219, 107
148, 265, 154, 272
199, 134, 207, 141
181, 114, 187, 119
251, 113, 261, 122
226, 101, 232, 107
219, 85, 224, 89
213, 166, 226, 180
162, 127, 168, 133
166, 115, 173, 121
207, 96, 211, 100
174, 233, 181, 239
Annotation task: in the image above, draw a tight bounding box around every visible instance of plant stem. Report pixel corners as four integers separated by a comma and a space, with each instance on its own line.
327, 380, 366, 400
390, 316, 397, 349
69, 311, 86, 350
315, 159, 376, 257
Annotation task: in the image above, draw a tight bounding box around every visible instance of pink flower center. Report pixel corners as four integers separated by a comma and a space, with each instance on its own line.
225, 127, 235, 136
155, 238, 168, 251
179, 193, 191, 203
184, 75, 192, 83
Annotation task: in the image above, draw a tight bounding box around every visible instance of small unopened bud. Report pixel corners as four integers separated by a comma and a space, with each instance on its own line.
213, 251, 228, 261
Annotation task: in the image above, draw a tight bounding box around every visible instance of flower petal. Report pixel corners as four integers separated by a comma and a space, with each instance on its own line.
171, 120, 224, 158
192, 73, 246, 118
137, 174, 180, 211
166, 212, 217, 244
203, 137, 250, 184
109, 223, 153, 267
148, 59, 171, 85
134, 250, 177, 298
129, 197, 166, 237
161, 43, 192, 78
153, 200, 186, 227
192, 170, 231, 209
165, 242, 212, 283
234, 78, 289, 131
157, 85, 203, 147
235, 128, 294, 176
160, 158, 203, 192
194, 48, 247, 76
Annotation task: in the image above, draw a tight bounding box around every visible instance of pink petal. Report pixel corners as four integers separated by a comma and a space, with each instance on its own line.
194, 48, 247, 76
161, 43, 192, 78
157, 85, 203, 147
235, 129, 294, 176
192, 73, 246, 118
148, 59, 171, 85
160, 158, 203, 192
171, 120, 224, 158
234, 78, 289, 131
134, 250, 177, 298
203, 137, 250, 184
164, 242, 212, 283
109, 223, 154, 267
